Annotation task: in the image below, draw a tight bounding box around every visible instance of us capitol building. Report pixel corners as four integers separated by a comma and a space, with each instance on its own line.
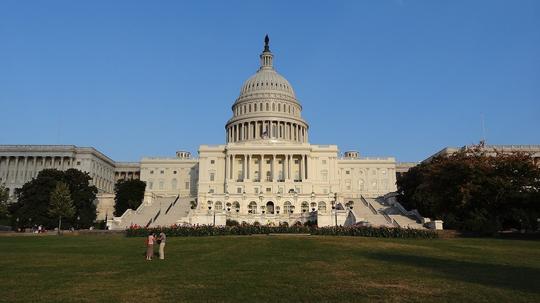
4, 37, 479, 229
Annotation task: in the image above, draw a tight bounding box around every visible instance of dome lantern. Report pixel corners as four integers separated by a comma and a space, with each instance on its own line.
260, 34, 273, 70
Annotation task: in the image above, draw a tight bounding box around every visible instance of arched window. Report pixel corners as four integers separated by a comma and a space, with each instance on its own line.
207, 201, 213, 209
301, 202, 309, 213
266, 103, 269, 111
318, 201, 327, 213
272, 103, 275, 111
266, 201, 275, 214
248, 201, 257, 214
310, 202, 317, 212
278, 103, 281, 112
233, 201, 240, 212
215, 201, 223, 211
259, 103, 263, 111
345, 201, 354, 209
284, 201, 292, 214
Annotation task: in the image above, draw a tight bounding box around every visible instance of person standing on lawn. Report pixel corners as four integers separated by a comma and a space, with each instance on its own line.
146, 233, 155, 260
158, 231, 166, 260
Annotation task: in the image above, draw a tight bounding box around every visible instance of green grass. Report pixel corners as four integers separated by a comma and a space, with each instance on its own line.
0, 235, 539, 303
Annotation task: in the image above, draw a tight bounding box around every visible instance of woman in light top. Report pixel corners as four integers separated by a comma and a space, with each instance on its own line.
146, 233, 155, 260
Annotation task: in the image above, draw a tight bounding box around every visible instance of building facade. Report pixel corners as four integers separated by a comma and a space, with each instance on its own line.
0, 145, 117, 199
2, 37, 463, 229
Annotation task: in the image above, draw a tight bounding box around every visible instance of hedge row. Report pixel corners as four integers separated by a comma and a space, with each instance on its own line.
126, 225, 437, 239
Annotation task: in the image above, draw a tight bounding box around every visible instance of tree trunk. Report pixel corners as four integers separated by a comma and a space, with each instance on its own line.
58, 216, 62, 235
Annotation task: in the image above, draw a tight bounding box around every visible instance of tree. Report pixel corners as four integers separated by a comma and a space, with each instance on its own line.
62, 169, 98, 228
397, 144, 540, 233
10, 169, 98, 229
0, 185, 9, 223
114, 179, 146, 216
48, 182, 75, 234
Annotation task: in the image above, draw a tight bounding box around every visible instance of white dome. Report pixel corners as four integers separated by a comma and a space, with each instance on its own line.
225, 36, 309, 144
239, 68, 296, 100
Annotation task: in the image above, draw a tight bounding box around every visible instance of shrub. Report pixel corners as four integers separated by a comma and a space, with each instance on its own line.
226, 219, 239, 226
126, 224, 437, 239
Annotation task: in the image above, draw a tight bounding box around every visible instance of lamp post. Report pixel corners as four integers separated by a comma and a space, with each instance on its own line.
332, 204, 337, 227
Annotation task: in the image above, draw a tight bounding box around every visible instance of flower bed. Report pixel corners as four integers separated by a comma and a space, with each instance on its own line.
126, 224, 438, 239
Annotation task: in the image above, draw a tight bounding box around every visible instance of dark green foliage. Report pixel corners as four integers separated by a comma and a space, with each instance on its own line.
48, 182, 75, 232
225, 219, 239, 226
0, 185, 9, 221
113, 179, 146, 216
9, 169, 98, 229
397, 144, 540, 233
125, 224, 438, 239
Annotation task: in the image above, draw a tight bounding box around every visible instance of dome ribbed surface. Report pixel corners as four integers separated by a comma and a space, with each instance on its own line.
239, 68, 296, 100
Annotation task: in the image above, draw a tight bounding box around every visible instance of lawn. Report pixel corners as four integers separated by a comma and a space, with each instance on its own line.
0, 234, 539, 303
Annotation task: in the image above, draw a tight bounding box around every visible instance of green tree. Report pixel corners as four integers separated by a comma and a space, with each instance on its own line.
397, 144, 540, 233
0, 185, 9, 223
10, 169, 97, 229
48, 182, 75, 234
114, 179, 146, 216
62, 169, 98, 228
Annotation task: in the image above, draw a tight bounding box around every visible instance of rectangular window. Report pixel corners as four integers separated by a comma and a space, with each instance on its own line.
173, 171, 177, 174
159, 181, 164, 189
266, 187, 272, 193
150, 170, 154, 174
160, 170, 164, 174
209, 188, 214, 193
322, 160, 327, 165
254, 187, 259, 194
346, 170, 350, 175
185, 182, 189, 189
237, 187, 242, 194
210, 160, 215, 164
76, 161, 81, 166
210, 173, 215, 181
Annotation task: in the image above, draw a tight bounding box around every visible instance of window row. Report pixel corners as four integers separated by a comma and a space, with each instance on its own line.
234, 101, 298, 116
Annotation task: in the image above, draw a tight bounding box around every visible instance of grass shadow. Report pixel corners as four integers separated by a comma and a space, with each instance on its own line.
364, 251, 540, 294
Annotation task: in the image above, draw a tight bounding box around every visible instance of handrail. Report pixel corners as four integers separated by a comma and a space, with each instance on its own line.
360, 196, 378, 215
165, 203, 173, 215
380, 210, 393, 224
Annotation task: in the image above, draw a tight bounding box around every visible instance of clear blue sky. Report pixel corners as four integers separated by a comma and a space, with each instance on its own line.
1, 0, 539, 162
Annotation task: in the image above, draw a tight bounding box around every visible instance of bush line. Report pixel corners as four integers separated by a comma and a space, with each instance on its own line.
126, 225, 438, 239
